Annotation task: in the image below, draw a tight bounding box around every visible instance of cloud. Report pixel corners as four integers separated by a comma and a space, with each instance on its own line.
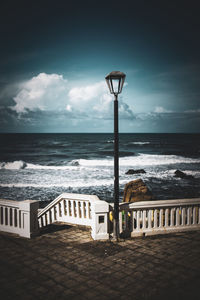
68, 81, 112, 116
68, 81, 134, 119
10, 73, 135, 122
11, 73, 68, 113
154, 106, 173, 113
184, 109, 200, 113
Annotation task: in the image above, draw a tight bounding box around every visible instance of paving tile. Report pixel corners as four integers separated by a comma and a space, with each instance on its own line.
1, 227, 200, 299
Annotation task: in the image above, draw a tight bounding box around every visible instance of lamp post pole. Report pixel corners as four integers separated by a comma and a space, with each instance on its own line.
105, 71, 126, 241
113, 93, 119, 240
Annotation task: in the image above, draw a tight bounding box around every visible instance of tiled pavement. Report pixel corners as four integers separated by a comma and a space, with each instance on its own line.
0, 224, 200, 300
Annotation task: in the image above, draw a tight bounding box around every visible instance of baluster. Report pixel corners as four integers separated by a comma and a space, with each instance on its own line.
79, 201, 82, 218
65, 200, 69, 216
88, 202, 91, 219
47, 210, 51, 224
148, 210, 152, 229
170, 208, 175, 226
42, 214, 46, 227
187, 207, 192, 225
60, 200, 64, 218
3, 206, 6, 225
45, 214, 48, 227
4, 207, 8, 225
67, 200, 71, 217
74, 201, 77, 218
59, 202, 62, 217
142, 210, 146, 229
77, 202, 81, 219
64, 200, 67, 216
176, 208, 180, 226
50, 208, 55, 222
6, 207, 9, 226
165, 208, 169, 227
18, 209, 21, 228
85, 201, 89, 219
159, 209, 163, 227
80, 201, 85, 218
46, 211, 49, 224
40, 216, 43, 227
70, 201, 74, 218
54, 206, 57, 220
38, 218, 42, 228
154, 209, 158, 228
119, 211, 123, 233
136, 211, 140, 230
55, 204, 59, 218
181, 207, 186, 225
193, 206, 197, 225
14, 209, 17, 227
9, 208, 13, 226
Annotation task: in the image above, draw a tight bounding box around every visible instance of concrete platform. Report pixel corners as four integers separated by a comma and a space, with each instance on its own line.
0, 223, 200, 300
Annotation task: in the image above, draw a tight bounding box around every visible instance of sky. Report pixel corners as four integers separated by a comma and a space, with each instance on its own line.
0, 0, 200, 133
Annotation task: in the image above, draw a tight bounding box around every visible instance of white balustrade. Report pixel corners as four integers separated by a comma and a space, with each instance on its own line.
38, 193, 109, 240
0, 199, 39, 238
119, 198, 200, 237
2, 194, 199, 241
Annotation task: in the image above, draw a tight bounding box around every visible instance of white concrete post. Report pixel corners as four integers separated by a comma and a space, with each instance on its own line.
19, 200, 39, 238
91, 200, 109, 240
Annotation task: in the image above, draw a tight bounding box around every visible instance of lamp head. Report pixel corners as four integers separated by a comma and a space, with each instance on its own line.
105, 71, 126, 95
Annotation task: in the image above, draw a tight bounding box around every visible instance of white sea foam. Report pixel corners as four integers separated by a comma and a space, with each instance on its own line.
77, 154, 200, 167
0, 160, 27, 170
26, 163, 81, 170
1, 168, 200, 189
121, 154, 200, 166
0, 154, 200, 171
106, 140, 114, 143
131, 142, 150, 145
0, 178, 124, 188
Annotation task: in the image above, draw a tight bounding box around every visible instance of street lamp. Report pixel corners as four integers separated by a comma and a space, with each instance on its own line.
105, 71, 126, 240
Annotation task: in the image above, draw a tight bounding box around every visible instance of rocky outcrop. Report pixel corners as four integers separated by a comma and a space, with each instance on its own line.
174, 170, 194, 180
125, 169, 146, 175
123, 179, 154, 203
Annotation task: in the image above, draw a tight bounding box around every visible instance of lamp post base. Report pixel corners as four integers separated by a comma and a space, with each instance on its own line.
113, 219, 119, 241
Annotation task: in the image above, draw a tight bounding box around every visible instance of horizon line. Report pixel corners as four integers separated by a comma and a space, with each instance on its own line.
0, 132, 200, 134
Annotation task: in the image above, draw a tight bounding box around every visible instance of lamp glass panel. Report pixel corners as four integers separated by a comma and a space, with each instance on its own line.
111, 79, 120, 94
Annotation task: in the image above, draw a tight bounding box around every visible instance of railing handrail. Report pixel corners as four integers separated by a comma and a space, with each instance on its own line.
120, 198, 200, 210
0, 199, 20, 208
38, 193, 100, 218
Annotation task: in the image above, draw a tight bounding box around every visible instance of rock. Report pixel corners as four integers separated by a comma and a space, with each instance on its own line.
125, 169, 146, 175
123, 179, 154, 203
174, 170, 194, 180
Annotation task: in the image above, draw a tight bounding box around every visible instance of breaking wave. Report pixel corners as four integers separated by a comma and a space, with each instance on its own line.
1, 154, 200, 171
0, 161, 27, 170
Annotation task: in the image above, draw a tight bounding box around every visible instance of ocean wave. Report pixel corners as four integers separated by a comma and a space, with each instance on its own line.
106, 140, 114, 143
0, 160, 27, 170
68, 160, 80, 166
1, 154, 200, 171
98, 150, 136, 157
0, 179, 122, 188
1, 169, 200, 190
131, 142, 150, 145
76, 154, 200, 167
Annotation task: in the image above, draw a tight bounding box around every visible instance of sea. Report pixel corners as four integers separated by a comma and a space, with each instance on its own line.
0, 133, 200, 205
